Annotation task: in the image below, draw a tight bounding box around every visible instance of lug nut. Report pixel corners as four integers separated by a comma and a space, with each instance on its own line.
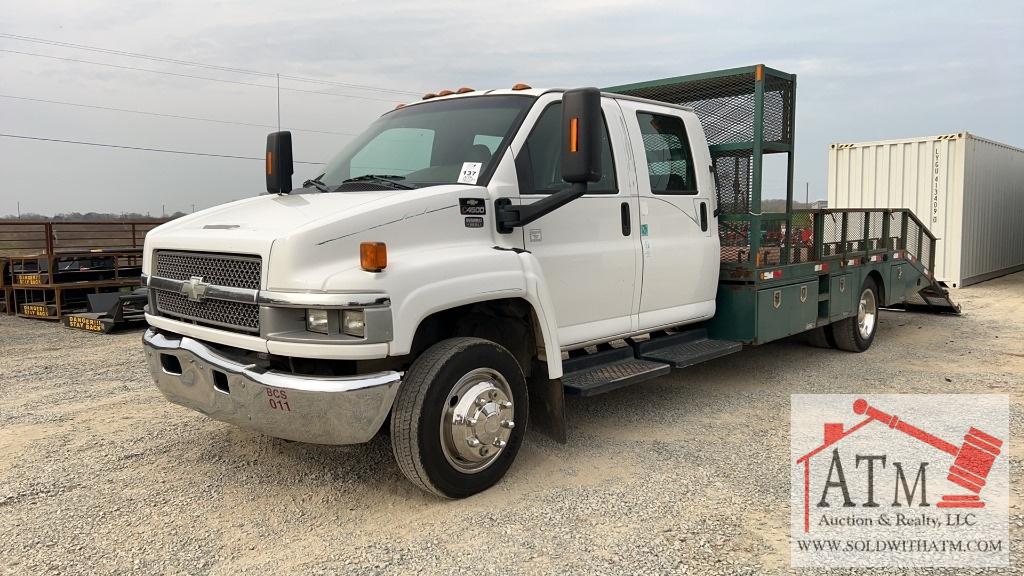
493, 439, 507, 448
452, 414, 465, 425
501, 400, 513, 408
476, 397, 488, 407
502, 420, 515, 429
466, 438, 481, 447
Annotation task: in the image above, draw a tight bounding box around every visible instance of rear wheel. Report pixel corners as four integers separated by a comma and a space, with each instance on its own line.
833, 277, 879, 352
390, 337, 527, 498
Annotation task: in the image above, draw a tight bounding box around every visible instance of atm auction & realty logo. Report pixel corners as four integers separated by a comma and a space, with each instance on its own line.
790, 394, 1008, 568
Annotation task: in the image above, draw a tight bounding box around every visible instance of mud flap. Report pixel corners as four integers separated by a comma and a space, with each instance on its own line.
527, 360, 567, 444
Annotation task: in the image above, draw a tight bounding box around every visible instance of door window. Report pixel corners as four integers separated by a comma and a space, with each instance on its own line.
636, 112, 698, 194
518, 102, 617, 194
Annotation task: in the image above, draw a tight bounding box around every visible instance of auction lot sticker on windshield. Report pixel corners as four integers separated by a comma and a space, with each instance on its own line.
457, 162, 482, 185
790, 394, 1008, 568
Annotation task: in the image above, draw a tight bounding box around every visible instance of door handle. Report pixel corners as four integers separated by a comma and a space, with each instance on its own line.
620, 202, 631, 236
699, 202, 708, 232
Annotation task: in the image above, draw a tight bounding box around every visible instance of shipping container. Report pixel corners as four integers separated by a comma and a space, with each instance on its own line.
828, 132, 1024, 287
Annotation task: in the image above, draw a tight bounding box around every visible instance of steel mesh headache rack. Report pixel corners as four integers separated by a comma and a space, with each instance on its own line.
606, 64, 798, 273
606, 65, 940, 283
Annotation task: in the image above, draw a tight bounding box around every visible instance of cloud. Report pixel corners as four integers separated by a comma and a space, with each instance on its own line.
1, 0, 1021, 215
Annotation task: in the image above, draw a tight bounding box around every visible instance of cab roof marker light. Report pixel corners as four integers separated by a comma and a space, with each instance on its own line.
456, 87, 475, 94
437, 89, 454, 97
422, 92, 437, 100
511, 83, 532, 91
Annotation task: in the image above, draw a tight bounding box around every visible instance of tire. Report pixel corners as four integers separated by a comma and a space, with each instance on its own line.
390, 337, 528, 498
833, 277, 879, 352
806, 325, 835, 349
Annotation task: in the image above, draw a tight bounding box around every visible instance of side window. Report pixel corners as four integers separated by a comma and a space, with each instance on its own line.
518, 102, 617, 194
636, 112, 697, 194
351, 128, 434, 177
472, 134, 503, 154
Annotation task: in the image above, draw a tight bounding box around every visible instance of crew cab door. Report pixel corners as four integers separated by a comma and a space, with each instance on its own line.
510, 95, 641, 346
617, 100, 719, 329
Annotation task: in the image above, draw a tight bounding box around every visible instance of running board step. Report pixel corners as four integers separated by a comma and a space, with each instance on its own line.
634, 330, 743, 369
561, 347, 670, 397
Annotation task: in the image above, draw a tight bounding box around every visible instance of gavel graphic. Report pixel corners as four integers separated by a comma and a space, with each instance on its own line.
853, 399, 1003, 508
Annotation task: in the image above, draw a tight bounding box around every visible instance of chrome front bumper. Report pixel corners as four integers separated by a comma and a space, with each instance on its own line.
142, 328, 402, 444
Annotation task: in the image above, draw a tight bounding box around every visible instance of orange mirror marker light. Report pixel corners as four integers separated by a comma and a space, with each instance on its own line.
266, 151, 273, 175
360, 242, 387, 272
569, 117, 579, 152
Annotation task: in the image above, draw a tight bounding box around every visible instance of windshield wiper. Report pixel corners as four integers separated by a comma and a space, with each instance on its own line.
340, 174, 414, 190
302, 176, 330, 192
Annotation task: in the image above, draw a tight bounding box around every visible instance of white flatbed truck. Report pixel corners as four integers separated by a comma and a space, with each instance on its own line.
141, 65, 957, 497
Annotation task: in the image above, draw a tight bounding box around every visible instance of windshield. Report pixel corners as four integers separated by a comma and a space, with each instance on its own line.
317, 95, 534, 190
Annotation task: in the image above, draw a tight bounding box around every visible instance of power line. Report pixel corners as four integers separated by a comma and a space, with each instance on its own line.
0, 132, 325, 164
0, 48, 405, 104
0, 32, 422, 96
0, 93, 356, 136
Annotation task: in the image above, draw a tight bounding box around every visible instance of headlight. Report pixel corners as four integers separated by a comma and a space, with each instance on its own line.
305, 309, 329, 334
342, 310, 365, 337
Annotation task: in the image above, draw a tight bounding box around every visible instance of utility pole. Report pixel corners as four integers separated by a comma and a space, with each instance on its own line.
277, 73, 281, 132
16, 201, 20, 218
162, 204, 165, 218
805, 182, 809, 206
191, 203, 195, 213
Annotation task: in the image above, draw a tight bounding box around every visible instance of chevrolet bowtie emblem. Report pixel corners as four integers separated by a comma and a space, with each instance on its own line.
181, 276, 209, 303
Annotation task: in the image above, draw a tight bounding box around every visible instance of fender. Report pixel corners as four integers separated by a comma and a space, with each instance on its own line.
386, 246, 564, 380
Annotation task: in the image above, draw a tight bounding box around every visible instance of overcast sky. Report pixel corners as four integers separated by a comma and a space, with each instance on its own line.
1, 0, 1021, 216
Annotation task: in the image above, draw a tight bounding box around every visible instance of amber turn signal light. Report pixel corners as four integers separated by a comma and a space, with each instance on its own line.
360, 242, 387, 272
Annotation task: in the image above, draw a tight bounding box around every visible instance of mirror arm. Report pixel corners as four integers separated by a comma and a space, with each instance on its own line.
495, 182, 587, 234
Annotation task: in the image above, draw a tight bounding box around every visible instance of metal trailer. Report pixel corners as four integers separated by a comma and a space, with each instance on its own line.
0, 221, 163, 320
828, 132, 1024, 287
601, 65, 956, 352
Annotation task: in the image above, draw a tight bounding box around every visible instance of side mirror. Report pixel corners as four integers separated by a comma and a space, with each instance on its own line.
266, 131, 294, 194
560, 87, 603, 185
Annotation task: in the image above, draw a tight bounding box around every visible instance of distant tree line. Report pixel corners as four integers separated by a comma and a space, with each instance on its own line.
0, 211, 185, 221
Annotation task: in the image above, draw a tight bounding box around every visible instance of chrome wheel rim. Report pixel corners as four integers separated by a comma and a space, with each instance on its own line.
857, 288, 877, 340
439, 368, 515, 474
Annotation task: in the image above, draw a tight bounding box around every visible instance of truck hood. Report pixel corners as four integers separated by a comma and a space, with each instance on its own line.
149, 190, 406, 239
143, 185, 492, 287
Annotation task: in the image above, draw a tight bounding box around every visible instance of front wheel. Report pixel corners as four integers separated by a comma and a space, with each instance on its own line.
390, 337, 528, 498
833, 277, 879, 352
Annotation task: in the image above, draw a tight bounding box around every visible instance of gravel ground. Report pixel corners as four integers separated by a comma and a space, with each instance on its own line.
1, 272, 1022, 575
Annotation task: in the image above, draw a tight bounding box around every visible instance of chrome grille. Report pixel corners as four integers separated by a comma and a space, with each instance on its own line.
152, 251, 262, 333
155, 290, 259, 333
154, 251, 261, 290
